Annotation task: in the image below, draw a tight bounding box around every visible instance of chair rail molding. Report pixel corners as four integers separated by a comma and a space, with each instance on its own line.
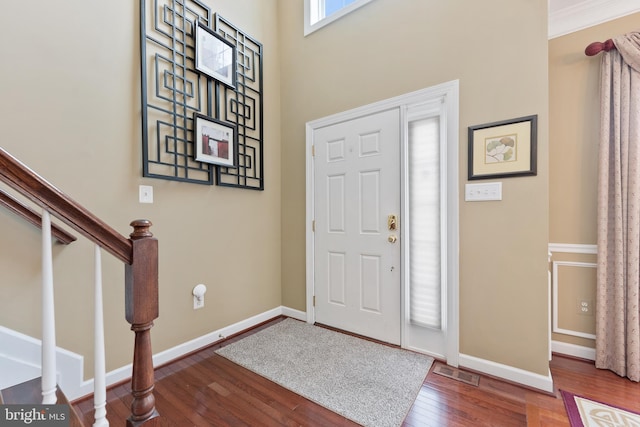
548, 243, 597, 254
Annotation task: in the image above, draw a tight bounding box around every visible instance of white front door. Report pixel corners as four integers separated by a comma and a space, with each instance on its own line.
307, 82, 460, 362
313, 108, 401, 344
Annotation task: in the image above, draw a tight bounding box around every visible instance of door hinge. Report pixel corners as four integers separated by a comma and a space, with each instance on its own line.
312, 144, 315, 157
313, 296, 316, 306
312, 220, 315, 232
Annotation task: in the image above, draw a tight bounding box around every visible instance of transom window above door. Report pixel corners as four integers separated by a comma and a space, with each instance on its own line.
304, 0, 376, 35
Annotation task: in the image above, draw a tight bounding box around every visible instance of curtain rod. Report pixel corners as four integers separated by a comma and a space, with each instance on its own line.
585, 39, 616, 56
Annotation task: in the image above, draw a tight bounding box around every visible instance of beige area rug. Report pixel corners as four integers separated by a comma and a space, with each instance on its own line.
562, 390, 640, 427
215, 318, 434, 427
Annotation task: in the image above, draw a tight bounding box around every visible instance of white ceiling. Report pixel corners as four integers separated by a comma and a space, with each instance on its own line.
548, 0, 640, 38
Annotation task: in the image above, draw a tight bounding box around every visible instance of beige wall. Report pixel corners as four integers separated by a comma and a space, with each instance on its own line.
279, 0, 550, 375
549, 13, 640, 349
0, 0, 281, 375
0, 0, 554, 381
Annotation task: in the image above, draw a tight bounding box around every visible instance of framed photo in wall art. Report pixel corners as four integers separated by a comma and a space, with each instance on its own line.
193, 113, 238, 168
468, 115, 537, 180
194, 21, 236, 88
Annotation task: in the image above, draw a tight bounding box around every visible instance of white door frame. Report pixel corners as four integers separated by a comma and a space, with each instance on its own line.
305, 81, 460, 364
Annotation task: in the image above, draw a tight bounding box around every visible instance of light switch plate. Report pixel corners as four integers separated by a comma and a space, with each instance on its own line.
139, 185, 153, 203
465, 182, 502, 201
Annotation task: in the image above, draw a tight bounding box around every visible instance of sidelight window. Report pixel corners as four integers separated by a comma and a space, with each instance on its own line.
408, 116, 442, 329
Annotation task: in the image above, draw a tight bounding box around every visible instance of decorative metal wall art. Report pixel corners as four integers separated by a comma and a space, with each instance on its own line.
140, 0, 264, 190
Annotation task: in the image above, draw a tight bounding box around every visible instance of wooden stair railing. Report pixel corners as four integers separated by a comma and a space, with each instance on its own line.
0, 147, 160, 426
0, 188, 76, 245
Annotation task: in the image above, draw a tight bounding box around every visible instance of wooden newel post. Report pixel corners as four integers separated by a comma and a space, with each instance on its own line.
125, 219, 160, 426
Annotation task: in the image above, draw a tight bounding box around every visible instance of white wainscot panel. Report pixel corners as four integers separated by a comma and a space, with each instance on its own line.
552, 260, 597, 340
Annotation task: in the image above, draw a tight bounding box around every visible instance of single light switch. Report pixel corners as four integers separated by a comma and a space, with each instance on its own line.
139, 185, 153, 203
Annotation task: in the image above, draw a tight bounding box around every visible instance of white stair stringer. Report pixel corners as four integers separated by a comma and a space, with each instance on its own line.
0, 325, 85, 399
0, 354, 41, 390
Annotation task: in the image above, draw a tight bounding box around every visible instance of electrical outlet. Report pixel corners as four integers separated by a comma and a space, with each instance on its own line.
193, 295, 204, 310
578, 300, 593, 316
192, 284, 206, 310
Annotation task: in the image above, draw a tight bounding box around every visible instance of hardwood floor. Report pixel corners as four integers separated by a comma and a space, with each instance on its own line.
73, 318, 640, 426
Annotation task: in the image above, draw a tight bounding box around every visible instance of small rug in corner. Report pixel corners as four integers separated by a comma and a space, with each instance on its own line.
561, 390, 640, 427
215, 318, 433, 427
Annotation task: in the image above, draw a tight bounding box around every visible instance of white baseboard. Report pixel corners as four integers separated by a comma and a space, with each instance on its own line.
552, 341, 596, 361
6, 310, 565, 401
459, 353, 554, 393
281, 306, 306, 321
72, 306, 303, 400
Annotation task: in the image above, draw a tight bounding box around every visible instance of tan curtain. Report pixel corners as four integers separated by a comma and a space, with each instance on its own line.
596, 32, 640, 382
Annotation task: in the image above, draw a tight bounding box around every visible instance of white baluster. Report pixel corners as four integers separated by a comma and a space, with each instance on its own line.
41, 209, 57, 404
93, 245, 109, 427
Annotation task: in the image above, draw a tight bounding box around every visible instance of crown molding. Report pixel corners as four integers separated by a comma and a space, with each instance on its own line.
549, 0, 640, 39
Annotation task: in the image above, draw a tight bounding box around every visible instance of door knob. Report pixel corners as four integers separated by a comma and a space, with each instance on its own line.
388, 235, 397, 243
